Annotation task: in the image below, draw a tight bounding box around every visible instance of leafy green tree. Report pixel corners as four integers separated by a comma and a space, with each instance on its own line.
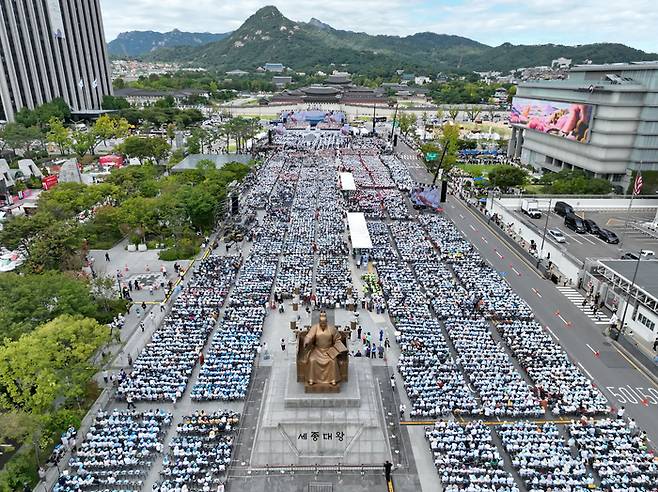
101, 95, 130, 110
0, 315, 109, 413
121, 136, 170, 164
70, 129, 96, 159
488, 165, 528, 190
0, 272, 103, 341
91, 114, 130, 151
547, 170, 613, 195
398, 113, 416, 137
438, 123, 460, 172
447, 106, 460, 121
0, 123, 44, 156
465, 105, 483, 122
46, 117, 71, 155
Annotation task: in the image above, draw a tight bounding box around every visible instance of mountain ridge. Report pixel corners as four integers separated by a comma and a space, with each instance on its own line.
136, 6, 658, 74
108, 29, 232, 58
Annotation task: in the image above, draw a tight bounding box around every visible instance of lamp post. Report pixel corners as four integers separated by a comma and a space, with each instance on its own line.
537, 198, 552, 268
612, 251, 642, 340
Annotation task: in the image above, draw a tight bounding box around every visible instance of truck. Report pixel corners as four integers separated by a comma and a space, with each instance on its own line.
521, 199, 542, 219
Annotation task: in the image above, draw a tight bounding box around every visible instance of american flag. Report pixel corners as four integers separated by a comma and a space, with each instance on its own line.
633, 173, 643, 195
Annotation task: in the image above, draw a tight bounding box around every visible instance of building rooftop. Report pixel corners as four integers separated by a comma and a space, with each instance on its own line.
172, 154, 252, 172
598, 259, 658, 301
571, 61, 658, 72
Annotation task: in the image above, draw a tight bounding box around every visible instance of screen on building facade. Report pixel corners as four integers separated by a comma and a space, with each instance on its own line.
510, 97, 594, 143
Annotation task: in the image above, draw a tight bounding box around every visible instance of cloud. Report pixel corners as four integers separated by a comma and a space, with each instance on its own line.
100, 0, 658, 52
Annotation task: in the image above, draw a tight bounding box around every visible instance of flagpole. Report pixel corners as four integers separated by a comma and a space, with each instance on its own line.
619, 161, 643, 249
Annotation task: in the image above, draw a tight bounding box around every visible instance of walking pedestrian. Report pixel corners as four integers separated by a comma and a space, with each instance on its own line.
384, 337, 391, 350
139, 321, 145, 333
357, 326, 362, 341
281, 338, 286, 351
618, 406, 626, 419
149, 311, 155, 324
141, 301, 146, 312
399, 403, 406, 419
653, 336, 658, 351
103, 370, 109, 384
379, 328, 384, 343
126, 394, 136, 410
160, 301, 165, 313
105, 252, 110, 262
127, 354, 133, 366
390, 375, 395, 390
384, 460, 393, 482
199, 352, 205, 366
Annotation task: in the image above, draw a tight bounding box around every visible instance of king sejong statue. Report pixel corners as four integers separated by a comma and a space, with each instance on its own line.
298, 310, 348, 389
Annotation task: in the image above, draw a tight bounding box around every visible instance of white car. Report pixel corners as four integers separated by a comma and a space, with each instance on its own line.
548, 228, 566, 243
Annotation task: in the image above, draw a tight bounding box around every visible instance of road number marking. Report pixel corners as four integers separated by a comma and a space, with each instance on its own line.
606, 385, 658, 405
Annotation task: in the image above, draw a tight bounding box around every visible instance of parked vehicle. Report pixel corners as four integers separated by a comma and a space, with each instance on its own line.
554, 201, 574, 217
598, 229, 619, 244
521, 199, 542, 219
548, 228, 566, 243
564, 213, 586, 233
621, 250, 655, 260
583, 219, 600, 235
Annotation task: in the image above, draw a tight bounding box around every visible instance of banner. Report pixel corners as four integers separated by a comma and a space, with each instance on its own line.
46, 0, 66, 39
509, 97, 594, 143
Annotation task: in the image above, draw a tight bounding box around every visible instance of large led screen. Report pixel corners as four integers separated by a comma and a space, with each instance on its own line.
510, 97, 594, 143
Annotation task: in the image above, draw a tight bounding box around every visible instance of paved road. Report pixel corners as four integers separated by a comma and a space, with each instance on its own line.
395, 145, 658, 444
510, 207, 658, 262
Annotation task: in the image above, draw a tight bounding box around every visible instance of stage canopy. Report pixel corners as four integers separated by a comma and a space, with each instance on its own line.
347, 212, 372, 249
339, 172, 356, 191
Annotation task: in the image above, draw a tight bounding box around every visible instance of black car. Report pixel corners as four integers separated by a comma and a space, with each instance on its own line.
583, 219, 600, 235
621, 252, 640, 260
554, 201, 574, 217
598, 228, 619, 244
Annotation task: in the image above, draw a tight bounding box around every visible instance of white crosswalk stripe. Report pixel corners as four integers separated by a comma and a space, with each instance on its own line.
555, 286, 611, 325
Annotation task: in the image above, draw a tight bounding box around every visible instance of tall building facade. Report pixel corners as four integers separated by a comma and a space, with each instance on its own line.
0, 0, 112, 122
508, 62, 658, 192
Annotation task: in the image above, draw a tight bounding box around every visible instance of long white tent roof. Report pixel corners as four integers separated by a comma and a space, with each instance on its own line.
339, 172, 356, 191
347, 212, 373, 249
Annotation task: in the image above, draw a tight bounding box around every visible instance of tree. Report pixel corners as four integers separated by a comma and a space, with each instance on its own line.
15, 98, 70, 128
0, 315, 109, 413
465, 105, 483, 122
447, 106, 460, 121
546, 169, 613, 195
435, 108, 444, 122
121, 136, 170, 164
70, 129, 96, 159
438, 123, 460, 172
91, 114, 130, 151
46, 117, 71, 155
101, 95, 130, 110
0, 123, 44, 156
398, 113, 416, 137
488, 165, 528, 191
0, 272, 104, 341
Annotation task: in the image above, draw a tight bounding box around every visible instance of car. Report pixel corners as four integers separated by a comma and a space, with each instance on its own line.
621, 250, 655, 260
548, 228, 566, 243
554, 201, 574, 217
583, 219, 600, 235
598, 228, 619, 244
564, 213, 586, 233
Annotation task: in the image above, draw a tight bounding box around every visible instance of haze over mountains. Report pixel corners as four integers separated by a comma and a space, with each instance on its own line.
110, 6, 658, 73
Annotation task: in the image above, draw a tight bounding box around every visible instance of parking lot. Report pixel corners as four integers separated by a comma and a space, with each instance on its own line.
514, 207, 658, 262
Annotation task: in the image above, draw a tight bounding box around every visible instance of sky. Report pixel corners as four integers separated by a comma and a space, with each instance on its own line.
101, 0, 658, 52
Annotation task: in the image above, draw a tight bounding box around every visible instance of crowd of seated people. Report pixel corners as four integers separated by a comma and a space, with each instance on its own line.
568, 418, 658, 491
497, 320, 610, 415
380, 155, 414, 191
426, 421, 519, 491
54, 409, 171, 492
499, 421, 593, 491
158, 410, 239, 492
117, 256, 239, 402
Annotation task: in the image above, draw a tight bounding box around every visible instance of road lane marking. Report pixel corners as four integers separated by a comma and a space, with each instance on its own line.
469, 224, 477, 232
495, 250, 504, 260
557, 314, 571, 327
578, 362, 594, 380
459, 214, 465, 219
481, 236, 489, 244
511, 267, 521, 276
579, 235, 596, 245
532, 288, 542, 298
545, 325, 559, 341
566, 234, 583, 245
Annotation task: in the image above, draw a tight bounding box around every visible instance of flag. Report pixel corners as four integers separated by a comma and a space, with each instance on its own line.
78, 78, 84, 89
92, 78, 98, 89
633, 173, 643, 196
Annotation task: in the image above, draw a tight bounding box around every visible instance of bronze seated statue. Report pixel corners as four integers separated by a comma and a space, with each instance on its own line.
296, 311, 349, 393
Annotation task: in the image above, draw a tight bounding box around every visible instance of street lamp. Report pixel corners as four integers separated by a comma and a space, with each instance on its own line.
537, 198, 552, 268
612, 251, 642, 340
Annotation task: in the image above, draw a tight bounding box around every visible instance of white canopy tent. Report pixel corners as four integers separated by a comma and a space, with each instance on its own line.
347, 212, 372, 249
339, 172, 356, 191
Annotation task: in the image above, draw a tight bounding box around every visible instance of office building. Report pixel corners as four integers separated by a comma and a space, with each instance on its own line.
508, 62, 658, 191
0, 0, 112, 122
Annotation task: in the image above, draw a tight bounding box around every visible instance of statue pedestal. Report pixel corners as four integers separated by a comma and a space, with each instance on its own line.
250, 359, 391, 466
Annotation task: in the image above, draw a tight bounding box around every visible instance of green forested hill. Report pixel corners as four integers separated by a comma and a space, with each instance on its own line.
141, 6, 658, 75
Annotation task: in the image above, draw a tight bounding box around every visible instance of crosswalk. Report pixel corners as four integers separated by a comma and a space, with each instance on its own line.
555, 286, 611, 325
398, 154, 419, 162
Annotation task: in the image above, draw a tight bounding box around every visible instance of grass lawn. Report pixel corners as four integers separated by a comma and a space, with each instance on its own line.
456, 163, 500, 177
522, 184, 547, 194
